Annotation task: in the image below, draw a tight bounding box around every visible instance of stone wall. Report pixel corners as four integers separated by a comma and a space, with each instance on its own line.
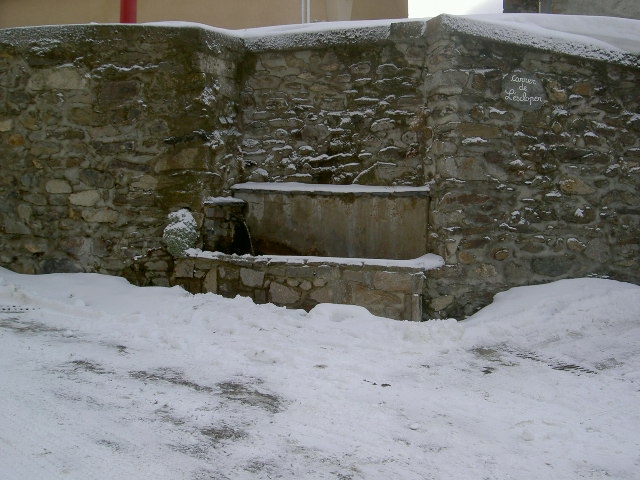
0, 24, 242, 284
423, 17, 640, 316
0, 16, 638, 319
238, 22, 427, 187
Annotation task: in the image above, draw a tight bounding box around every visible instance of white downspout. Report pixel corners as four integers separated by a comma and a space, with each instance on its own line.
301, 0, 311, 23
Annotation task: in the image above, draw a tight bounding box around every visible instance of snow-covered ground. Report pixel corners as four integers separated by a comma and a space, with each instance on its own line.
1, 267, 638, 479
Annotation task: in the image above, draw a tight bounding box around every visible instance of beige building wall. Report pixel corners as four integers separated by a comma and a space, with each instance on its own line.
0, 0, 118, 27
0, 0, 407, 29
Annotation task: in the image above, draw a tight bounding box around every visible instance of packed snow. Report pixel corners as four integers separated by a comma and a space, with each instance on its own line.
1, 267, 638, 479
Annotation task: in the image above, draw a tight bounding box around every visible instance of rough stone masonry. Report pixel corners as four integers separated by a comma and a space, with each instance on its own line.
0, 15, 638, 318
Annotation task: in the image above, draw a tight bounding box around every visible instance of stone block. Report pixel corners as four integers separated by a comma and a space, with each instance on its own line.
342, 269, 366, 284
350, 62, 371, 75
254, 289, 267, 304
99, 81, 140, 105
260, 53, 289, 70
154, 148, 206, 173
152, 277, 171, 287
349, 284, 403, 311
437, 156, 488, 181
81, 208, 118, 223
309, 286, 334, 304
204, 268, 218, 293
438, 192, 491, 210
492, 248, 510, 261
474, 263, 498, 278
250, 73, 281, 89
174, 259, 195, 278
269, 282, 301, 305
430, 295, 454, 312
458, 251, 477, 265
79, 170, 115, 189
531, 256, 573, 277
558, 177, 596, 195
69, 190, 101, 207
285, 266, 315, 278
45, 179, 72, 194
27, 67, 87, 91
16, 204, 32, 222
24, 240, 47, 254
566, 237, 586, 252
571, 81, 594, 96
0, 119, 14, 132
313, 278, 328, 287
371, 118, 395, 132
372, 271, 413, 292
584, 239, 610, 263
130, 175, 158, 191
6, 133, 24, 146
241, 268, 265, 288
3, 218, 31, 234
458, 123, 502, 139
145, 260, 169, 272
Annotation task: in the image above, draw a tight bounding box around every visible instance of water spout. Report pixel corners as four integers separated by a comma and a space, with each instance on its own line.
229, 214, 254, 256
241, 219, 255, 256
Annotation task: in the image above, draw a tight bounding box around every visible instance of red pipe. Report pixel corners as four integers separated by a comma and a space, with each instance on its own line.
120, 0, 137, 23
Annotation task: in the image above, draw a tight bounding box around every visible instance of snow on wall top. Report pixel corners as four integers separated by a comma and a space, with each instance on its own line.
440, 14, 640, 67
149, 13, 640, 65
1, 14, 638, 66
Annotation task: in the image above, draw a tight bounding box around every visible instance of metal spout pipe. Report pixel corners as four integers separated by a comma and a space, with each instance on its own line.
301, 0, 311, 23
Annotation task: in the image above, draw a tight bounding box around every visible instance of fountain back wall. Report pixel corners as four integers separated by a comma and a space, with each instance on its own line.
231, 183, 430, 259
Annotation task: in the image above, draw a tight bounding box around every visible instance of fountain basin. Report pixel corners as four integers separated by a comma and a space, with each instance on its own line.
187, 182, 438, 320
173, 251, 443, 321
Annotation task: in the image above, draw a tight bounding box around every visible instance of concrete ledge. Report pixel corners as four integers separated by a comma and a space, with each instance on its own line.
231, 182, 430, 196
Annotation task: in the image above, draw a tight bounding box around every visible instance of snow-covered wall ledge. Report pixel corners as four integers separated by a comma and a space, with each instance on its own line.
0, 15, 638, 318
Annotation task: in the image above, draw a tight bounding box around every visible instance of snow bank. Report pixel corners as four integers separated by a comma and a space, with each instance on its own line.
1, 268, 639, 479
463, 278, 640, 381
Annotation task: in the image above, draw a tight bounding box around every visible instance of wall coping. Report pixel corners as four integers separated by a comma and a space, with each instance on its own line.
231, 182, 431, 196
203, 196, 247, 206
